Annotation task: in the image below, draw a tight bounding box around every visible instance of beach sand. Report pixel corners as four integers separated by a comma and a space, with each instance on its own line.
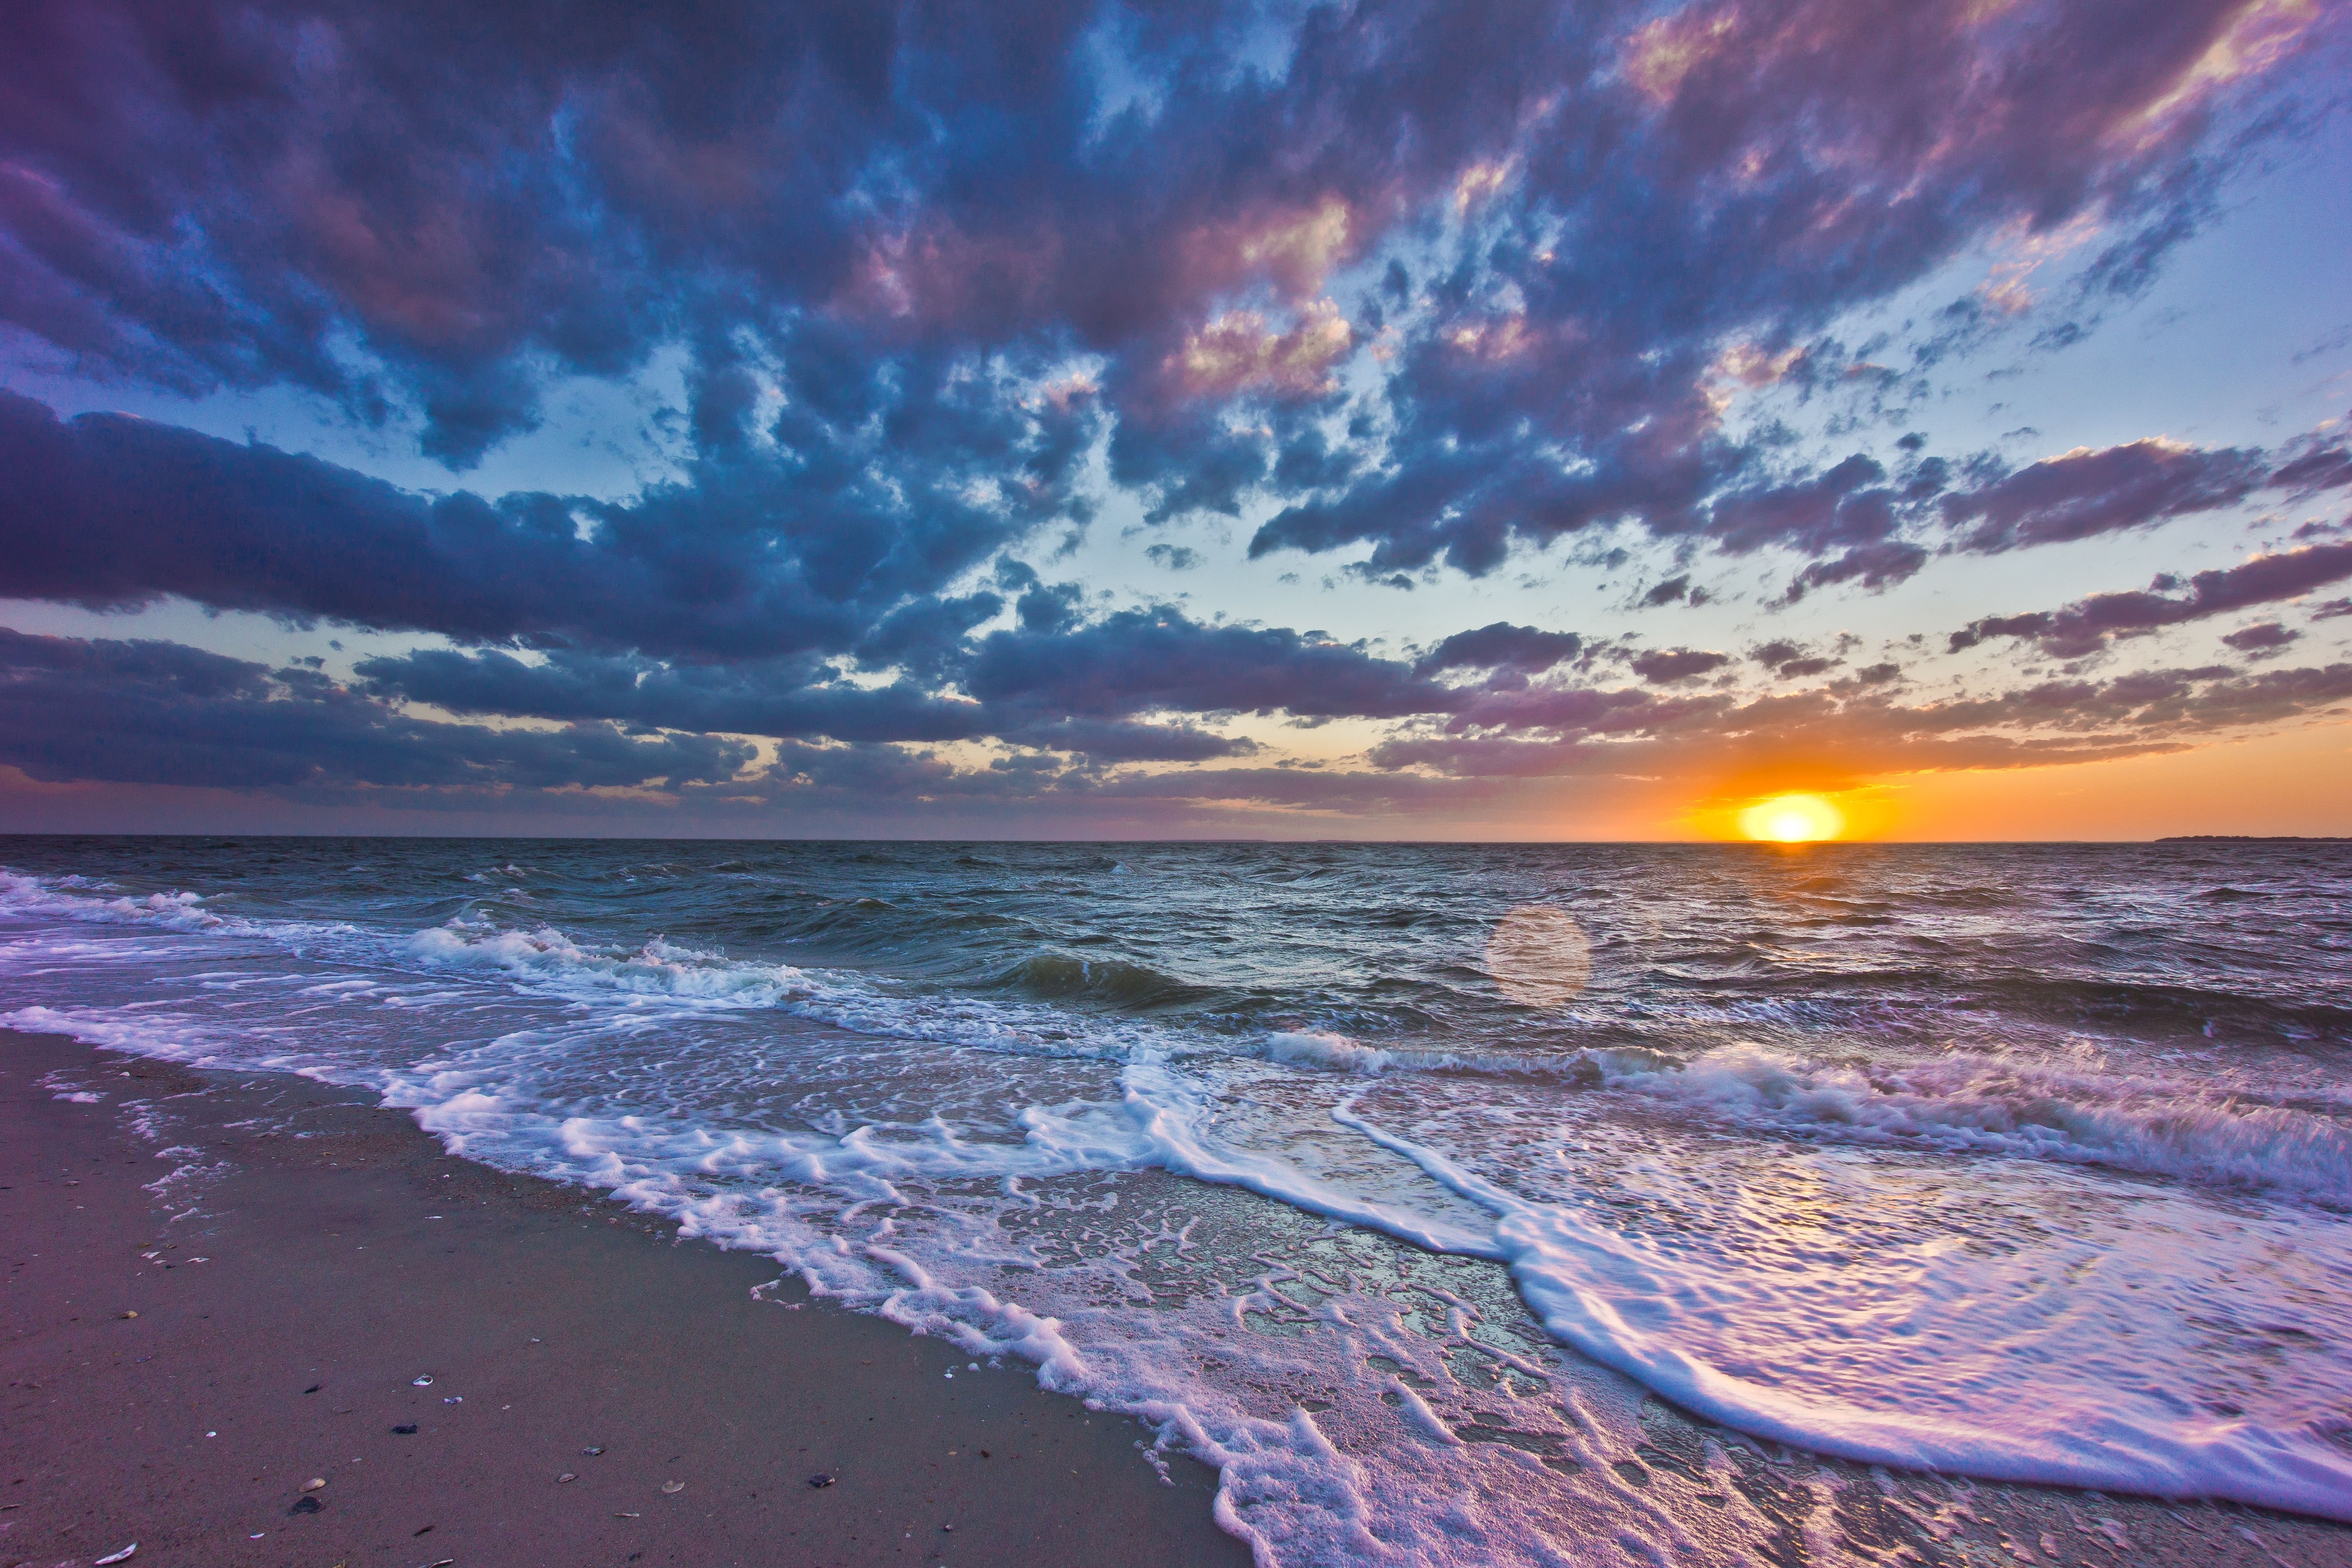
7, 1025, 2350, 1568
0, 1029, 1247, 1568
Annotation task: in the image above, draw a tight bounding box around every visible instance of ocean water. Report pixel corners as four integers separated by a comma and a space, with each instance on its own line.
5, 837, 2350, 1559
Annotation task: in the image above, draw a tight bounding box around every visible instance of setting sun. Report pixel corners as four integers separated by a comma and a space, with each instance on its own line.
1739, 792, 1845, 842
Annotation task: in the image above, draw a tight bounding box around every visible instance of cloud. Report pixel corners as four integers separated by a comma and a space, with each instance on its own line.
2270, 435, 2352, 498
0, 358, 1094, 660
961, 607, 1459, 722
1165, 301, 1353, 401
1939, 438, 2275, 552
1706, 455, 1893, 558
1751, 640, 1838, 679
0, 628, 752, 791
1367, 661, 2352, 786
1413, 623, 1584, 677
1949, 540, 2352, 656
0, 0, 2325, 566
1236, 0, 2330, 578
1640, 573, 1704, 607
0, 0, 2341, 827
352, 642, 1264, 763
1631, 647, 1731, 683
1783, 539, 1932, 601
2221, 621, 2298, 655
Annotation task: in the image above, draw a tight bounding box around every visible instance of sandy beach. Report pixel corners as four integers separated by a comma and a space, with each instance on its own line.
9, 1020, 2352, 1568
0, 1029, 1248, 1568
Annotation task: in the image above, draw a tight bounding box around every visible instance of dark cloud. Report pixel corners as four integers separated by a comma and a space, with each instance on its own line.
1640, 574, 1700, 607
1367, 662, 2352, 785
0, 0, 2339, 824
11, 612, 2345, 822
1751, 640, 1838, 679
1706, 455, 1891, 558
352, 642, 1262, 763
2268, 433, 2352, 498
0, 628, 752, 791
1237, 0, 2327, 577
0, 364, 1092, 661
2220, 622, 2297, 655
1783, 539, 1931, 602
1413, 623, 1583, 678
1, 0, 2322, 573
1939, 439, 2274, 553
1631, 647, 1731, 683
1949, 540, 2352, 657
962, 607, 1458, 722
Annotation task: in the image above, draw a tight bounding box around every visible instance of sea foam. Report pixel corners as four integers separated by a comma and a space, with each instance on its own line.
9, 845, 2352, 1562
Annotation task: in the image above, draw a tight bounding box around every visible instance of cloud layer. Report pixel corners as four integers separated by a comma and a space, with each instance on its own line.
0, 0, 2345, 826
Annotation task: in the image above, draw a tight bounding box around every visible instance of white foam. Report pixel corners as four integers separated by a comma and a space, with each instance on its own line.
1327, 1095, 2352, 1522
408, 922, 819, 1006
0, 869, 223, 931
1265, 1029, 1394, 1074
1589, 1042, 2352, 1204
11, 859, 2352, 1559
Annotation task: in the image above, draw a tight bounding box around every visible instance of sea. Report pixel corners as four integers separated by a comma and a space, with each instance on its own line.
4, 837, 2349, 1561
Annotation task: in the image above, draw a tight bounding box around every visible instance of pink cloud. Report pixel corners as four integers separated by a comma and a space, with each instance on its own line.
1178, 196, 1361, 302
1166, 299, 1353, 400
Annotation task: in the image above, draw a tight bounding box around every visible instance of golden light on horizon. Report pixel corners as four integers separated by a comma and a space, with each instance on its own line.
1738, 792, 1845, 843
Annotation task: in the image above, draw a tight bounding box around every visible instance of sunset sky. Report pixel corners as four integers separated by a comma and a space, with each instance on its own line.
2, 0, 2348, 839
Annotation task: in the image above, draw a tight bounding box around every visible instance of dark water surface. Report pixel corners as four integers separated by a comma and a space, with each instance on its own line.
6, 837, 2350, 1559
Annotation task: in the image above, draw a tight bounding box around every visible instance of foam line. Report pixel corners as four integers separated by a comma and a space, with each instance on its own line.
1327, 1099, 2352, 1522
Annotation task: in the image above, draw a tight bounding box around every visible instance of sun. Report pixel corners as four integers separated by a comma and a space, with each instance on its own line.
1738, 792, 1845, 843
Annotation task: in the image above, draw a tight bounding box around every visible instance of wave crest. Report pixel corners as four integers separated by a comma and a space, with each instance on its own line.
1595, 1043, 2352, 1203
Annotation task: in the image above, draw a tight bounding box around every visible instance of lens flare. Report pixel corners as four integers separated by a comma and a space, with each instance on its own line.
1739, 793, 1844, 843
1486, 904, 1592, 1008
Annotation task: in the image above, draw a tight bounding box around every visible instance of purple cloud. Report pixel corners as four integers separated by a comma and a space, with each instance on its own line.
1939, 439, 2274, 553
0, 628, 752, 791
1413, 623, 1584, 677
0, 0, 2341, 824
1631, 648, 1732, 684
2, 0, 2324, 542
1950, 541, 2352, 657
2220, 622, 2298, 655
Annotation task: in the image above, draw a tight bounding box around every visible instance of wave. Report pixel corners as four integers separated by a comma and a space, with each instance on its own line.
19, 863, 2349, 1208
13, 846, 2352, 1543
0, 868, 226, 931
1326, 1097, 2352, 1524
990, 950, 1206, 1008
1589, 1042, 2352, 1204
387, 907, 2352, 1206
407, 919, 819, 1007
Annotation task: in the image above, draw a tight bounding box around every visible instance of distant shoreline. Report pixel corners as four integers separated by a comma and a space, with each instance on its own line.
2154, 835, 2352, 843
7, 831, 2352, 846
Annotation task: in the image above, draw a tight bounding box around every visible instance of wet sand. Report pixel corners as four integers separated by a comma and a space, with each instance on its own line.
0, 1029, 1249, 1568
7, 1024, 2351, 1568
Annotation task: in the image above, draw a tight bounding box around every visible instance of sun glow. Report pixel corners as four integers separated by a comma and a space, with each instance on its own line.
1739, 793, 1845, 843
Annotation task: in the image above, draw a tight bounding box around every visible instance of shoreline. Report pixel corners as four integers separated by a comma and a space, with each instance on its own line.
8, 1024, 2352, 1568
0, 1028, 1249, 1568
